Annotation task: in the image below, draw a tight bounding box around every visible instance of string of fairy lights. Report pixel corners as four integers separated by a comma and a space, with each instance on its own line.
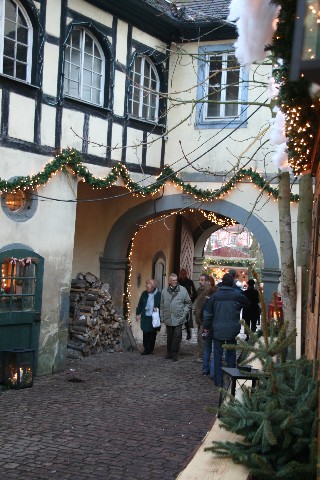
0, 148, 299, 202
272, 0, 320, 175
123, 208, 237, 322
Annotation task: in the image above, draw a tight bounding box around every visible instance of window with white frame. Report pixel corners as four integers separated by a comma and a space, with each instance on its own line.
196, 45, 248, 129
130, 55, 159, 122
0, 0, 33, 82
63, 28, 104, 106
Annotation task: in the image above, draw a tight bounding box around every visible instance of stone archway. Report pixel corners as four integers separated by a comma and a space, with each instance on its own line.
100, 194, 280, 312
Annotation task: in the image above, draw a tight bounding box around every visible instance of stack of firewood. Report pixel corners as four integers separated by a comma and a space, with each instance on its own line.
67, 272, 124, 358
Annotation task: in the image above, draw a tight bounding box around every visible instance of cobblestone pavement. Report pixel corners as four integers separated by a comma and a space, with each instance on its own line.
0, 335, 220, 480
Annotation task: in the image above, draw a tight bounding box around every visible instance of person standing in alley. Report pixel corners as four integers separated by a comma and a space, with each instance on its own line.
203, 273, 249, 386
161, 273, 192, 361
178, 268, 197, 340
136, 279, 161, 355
193, 274, 215, 372
242, 278, 260, 340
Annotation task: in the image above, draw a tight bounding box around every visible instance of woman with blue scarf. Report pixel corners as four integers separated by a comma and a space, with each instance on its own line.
136, 279, 161, 355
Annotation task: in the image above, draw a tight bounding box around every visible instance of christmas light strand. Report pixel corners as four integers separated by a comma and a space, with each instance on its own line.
0, 148, 299, 202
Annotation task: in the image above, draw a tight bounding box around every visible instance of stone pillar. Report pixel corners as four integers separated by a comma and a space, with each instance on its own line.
260, 268, 281, 306
193, 256, 205, 284
100, 257, 129, 315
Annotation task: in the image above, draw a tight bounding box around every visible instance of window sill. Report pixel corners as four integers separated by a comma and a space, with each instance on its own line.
62, 95, 112, 114
0, 74, 40, 92
127, 115, 165, 128
195, 118, 248, 130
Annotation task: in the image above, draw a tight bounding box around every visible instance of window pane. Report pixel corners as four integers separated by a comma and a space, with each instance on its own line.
82, 84, 91, 102
3, 38, 15, 58
93, 57, 101, 73
17, 8, 27, 28
94, 44, 100, 58
17, 25, 28, 45
3, 57, 14, 76
65, 79, 79, 98
70, 48, 80, 67
70, 64, 79, 81
92, 72, 101, 89
142, 103, 148, 119
0, 259, 36, 312
71, 29, 81, 49
16, 43, 28, 62
15, 62, 26, 80
132, 101, 139, 117
4, 19, 16, 39
83, 53, 92, 70
83, 69, 92, 86
207, 88, 221, 117
5, 0, 16, 22
84, 33, 93, 54
92, 89, 100, 105
134, 56, 142, 74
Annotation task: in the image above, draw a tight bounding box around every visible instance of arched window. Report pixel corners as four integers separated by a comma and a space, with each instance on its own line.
0, 0, 33, 82
63, 28, 105, 106
130, 55, 159, 122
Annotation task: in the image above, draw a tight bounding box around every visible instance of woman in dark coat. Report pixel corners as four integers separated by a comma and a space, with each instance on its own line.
242, 279, 260, 340
136, 279, 161, 355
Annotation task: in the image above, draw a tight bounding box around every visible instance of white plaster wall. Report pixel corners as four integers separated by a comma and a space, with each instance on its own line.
113, 70, 126, 116
116, 20, 128, 65
61, 109, 84, 151
146, 133, 162, 168
46, 0, 61, 37
88, 116, 108, 157
8, 94, 35, 143
68, 0, 113, 28
41, 104, 56, 148
126, 128, 143, 165
166, 41, 275, 175
132, 27, 166, 52
42, 43, 60, 97
0, 149, 78, 375
111, 123, 123, 162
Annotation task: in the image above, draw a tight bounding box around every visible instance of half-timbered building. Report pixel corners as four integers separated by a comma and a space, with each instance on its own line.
0, 0, 297, 375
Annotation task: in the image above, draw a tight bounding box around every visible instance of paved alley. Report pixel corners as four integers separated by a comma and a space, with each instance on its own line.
0, 340, 219, 480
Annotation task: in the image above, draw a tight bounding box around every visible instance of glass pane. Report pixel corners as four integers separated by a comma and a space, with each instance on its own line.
225, 84, 239, 103
15, 62, 26, 80
94, 44, 100, 58
93, 57, 101, 73
134, 56, 142, 74
71, 29, 81, 50
83, 69, 92, 86
207, 88, 221, 117
92, 72, 101, 89
150, 93, 156, 109
70, 48, 80, 67
149, 106, 156, 121
132, 86, 140, 103
4, 19, 16, 39
70, 64, 79, 81
0, 259, 36, 312
82, 84, 91, 102
5, 191, 26, 212
17, 8, 27, 28
132, 101, 139, 117
3, 57, 14, 76
3, 38, 15, 58
144, 60, 150, 79
84, 33, 93, 54
225, 101, 239, 117
5, 0, 17, 22
142, 102, 148, 119
92, 89, 100, 105
16, 25, 28, 45
83, 53, 92, 70
65, 79, 79, 98
16, 43, 28, 62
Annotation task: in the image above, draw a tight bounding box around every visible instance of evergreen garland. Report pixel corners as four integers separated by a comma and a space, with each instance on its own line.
0, 148, 299, 202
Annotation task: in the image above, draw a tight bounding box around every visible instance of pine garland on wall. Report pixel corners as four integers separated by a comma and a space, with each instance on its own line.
0, 148, 299, 202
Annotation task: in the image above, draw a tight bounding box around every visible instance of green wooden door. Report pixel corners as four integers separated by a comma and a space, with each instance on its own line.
0, 249, 44, 375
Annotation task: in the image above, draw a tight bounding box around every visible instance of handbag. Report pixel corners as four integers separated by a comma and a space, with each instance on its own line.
152, 309, 161, 328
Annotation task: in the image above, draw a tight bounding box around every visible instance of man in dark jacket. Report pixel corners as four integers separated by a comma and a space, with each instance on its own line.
202, 273, 250, 387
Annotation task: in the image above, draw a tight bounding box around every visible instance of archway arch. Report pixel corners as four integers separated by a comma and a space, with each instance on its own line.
100, 194, 280, 312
